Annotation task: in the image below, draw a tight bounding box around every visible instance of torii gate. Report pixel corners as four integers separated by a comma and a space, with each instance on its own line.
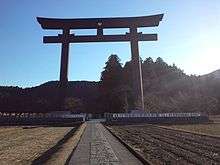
37, 14, 163, 111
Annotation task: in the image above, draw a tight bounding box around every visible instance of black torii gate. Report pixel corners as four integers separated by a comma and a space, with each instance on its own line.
37, 14, 163, 111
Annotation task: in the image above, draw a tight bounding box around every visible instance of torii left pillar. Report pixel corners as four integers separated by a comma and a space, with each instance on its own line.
59, 28, 70, 110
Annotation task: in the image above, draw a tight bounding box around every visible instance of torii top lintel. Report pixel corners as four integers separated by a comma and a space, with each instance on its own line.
37, 14, 163, 30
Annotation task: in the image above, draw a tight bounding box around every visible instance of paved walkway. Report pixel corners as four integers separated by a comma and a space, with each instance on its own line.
69, 120, 143, 165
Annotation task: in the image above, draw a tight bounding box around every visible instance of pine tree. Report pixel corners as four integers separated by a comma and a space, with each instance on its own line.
144, 57, 154, 64
100, 54, 123, 89
99, 54, 125, 113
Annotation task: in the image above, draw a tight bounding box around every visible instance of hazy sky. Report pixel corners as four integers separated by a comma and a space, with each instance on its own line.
0, 0, 220, 87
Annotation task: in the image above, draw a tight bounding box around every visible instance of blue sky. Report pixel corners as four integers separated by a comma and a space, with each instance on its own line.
0, 0, 220, 87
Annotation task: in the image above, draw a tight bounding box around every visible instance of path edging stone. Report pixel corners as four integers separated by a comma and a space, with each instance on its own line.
65, 123, 87, 165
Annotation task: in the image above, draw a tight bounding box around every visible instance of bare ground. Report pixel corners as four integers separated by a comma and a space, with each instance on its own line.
162, 123, 220, 137
109, 124, 220, 165
0, 126, 73, 165
45, 123, 86, 165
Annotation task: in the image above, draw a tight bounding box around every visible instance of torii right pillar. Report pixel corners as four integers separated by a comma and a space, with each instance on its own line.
130, 27, 144, 110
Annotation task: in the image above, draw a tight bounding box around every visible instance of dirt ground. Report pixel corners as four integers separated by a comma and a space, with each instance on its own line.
109, 124, 220, 165
45, 123, 86, 165
210, 115, 220, 123
0, 126, 73, 165
162, 123, 220, 137
163, 116, 220, 137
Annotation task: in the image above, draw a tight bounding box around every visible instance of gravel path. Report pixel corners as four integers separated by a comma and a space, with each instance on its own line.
69, 121, 142, 165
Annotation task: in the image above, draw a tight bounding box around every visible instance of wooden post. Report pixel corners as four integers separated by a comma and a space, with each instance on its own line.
59, 28, 70, 110
130, 27, 144, 110
60, 28, 70, 88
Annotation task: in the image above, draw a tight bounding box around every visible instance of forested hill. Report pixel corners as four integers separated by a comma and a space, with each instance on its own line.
32, 81, 99, 100
140, 58, 220, 114
0, 56, 220, 114
0, 81, 99, 113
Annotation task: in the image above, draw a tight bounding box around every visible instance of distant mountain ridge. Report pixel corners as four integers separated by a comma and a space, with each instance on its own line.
201, 69, 220, 79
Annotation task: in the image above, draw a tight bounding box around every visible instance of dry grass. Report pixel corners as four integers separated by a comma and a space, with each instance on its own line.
163, 123, 220, 137
0, 126, 73, 165
160, 115, 220, 137
45, 123, 86, 165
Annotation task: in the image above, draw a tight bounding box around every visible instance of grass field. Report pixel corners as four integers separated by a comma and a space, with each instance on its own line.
0, 126, 73, 165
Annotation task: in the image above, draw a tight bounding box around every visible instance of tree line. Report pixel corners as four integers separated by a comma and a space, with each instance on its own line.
0, 54, 219, 114
98, 55, 219, 114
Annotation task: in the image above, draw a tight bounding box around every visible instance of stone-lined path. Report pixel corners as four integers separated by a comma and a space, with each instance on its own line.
69, 120, 143, 165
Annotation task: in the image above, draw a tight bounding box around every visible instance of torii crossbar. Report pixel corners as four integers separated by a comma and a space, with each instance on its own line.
37, 14, 163, 110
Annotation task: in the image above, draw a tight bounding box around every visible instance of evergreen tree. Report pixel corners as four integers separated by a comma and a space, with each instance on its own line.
122, 61, 135, 109
144, 57, 154, 64
155, 57, 164, 64
100, 54, 123, 89
142, 57, 155, 79
99, 54, 125, 113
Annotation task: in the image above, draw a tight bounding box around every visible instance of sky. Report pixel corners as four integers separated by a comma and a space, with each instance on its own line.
0, 0, 220, 87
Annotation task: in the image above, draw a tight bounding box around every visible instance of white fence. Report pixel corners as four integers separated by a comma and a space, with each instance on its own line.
105, 112, 204, 119
104, 112, 209, 123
